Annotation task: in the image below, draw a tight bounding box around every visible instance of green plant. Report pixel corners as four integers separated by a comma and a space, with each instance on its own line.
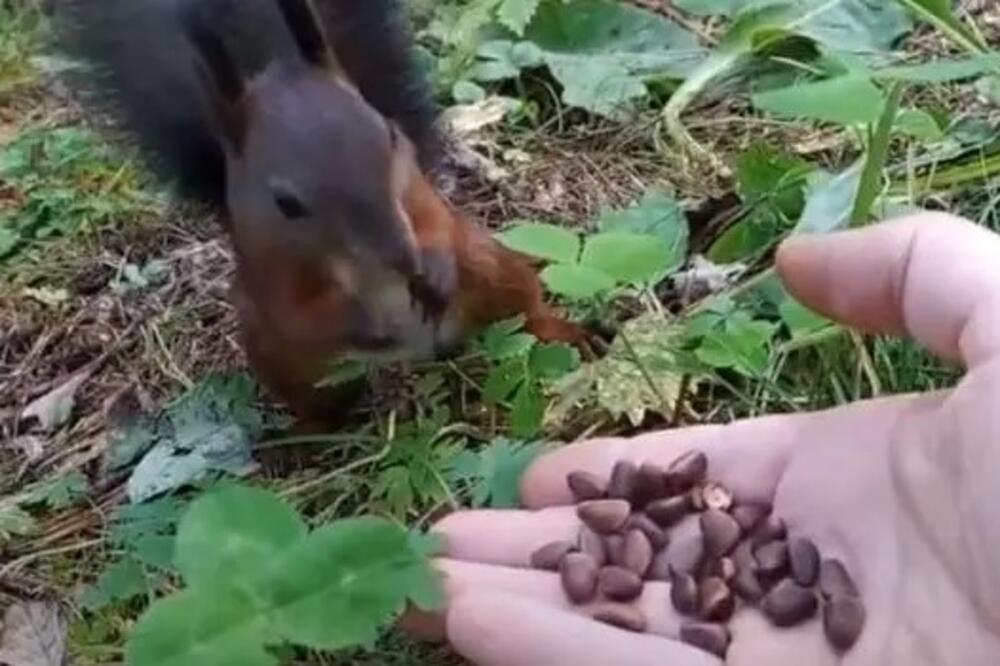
475, 316, 579, 437
0, 2, 42, 93
124, 485, 442, 666
0, 127, 158, 261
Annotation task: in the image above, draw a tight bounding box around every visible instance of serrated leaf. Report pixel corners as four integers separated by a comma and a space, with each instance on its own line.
483, 359, 526, 404
696, 315, 779, 377
174, 485, 308, 588
127, 587, 276, 666
497, 223, 580, 263
261, 518, 436, 650
541, 264, 616, 300
581, 232, 671, 285
753, 76, 886, 126
451, 439, 542, 508
497, 0, 540, 36
126, 375, 263, 503
528, 343, 579, 379
0, 504, 36, 541
594, 314, 690, 426
511, 382, 544, 438
597, 189, 689, 275
81, 557, 150, 610
22, 471, 89, 510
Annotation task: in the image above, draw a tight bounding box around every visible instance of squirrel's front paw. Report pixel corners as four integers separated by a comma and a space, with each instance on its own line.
409, 248, 458, 322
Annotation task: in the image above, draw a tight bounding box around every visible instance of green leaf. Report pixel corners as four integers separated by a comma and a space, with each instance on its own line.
511, 382, 544, 438
674, 0, 741, 16
22, 471, 88, 510
127, 587, 276, 666
752, 76, 886, 126
0, 504, 36, 541
174, 485, 308, 589
795, 162, 864, 234
497, 0, 540, 36
261, 518, 438, 650
452, 80, 487, 103
317, 360, 369, 389
597, 189, 689, 274
483, 359, 527, 404
895, 108, 945, 140
497, 222, 580, 263
695, 314, 779, 377
483, 0, 705, 116
82, 558, 150, 610
581, 232, 671, 285
541, 264, 616, 300
875, 54, 1000, 82
779, 296, 833, 339
125, 374, 263, 503
450, 439, 542, 508
528, 343, 579, 380
851, 82, 904, 226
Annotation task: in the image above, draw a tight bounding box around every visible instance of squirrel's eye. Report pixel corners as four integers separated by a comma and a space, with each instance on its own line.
269, 179, 309, 220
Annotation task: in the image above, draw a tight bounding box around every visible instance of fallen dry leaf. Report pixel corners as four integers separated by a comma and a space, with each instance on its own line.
0, 601, 67, 666
21, 370, 92, 432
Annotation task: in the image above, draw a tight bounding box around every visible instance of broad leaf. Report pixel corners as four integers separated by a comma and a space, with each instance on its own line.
451, 439, 542, 508
875, 54, 1000, 83
752, 75, 886, 126
498, 0, 541, 36
581, 232, 671, 285
497, 222, 580, 263
174, 485, 308, 588
597, 189, 689, 274
795, 161, 864, 234
541, 264, 616, 300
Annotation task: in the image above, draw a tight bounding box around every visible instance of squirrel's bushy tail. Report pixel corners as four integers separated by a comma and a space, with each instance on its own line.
55, 0, 441, 208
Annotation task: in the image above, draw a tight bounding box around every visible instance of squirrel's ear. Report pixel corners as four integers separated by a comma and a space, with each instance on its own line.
179, 5, 247, 149
274, 0, 343, 74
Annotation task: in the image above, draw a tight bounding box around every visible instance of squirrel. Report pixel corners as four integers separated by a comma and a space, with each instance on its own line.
55, 0, 591, 423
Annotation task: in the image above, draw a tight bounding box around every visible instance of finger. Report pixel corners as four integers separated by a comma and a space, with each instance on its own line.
447, 590, 719, 666
776, 213, 1000, 367
437, 506, 579, 566
522, 395, 914, 508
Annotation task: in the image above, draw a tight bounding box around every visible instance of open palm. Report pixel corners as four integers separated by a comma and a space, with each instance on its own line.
426, 214, 1000, 665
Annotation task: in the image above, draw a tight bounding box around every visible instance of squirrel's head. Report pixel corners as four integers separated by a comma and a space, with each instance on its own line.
180, 0, 424, 277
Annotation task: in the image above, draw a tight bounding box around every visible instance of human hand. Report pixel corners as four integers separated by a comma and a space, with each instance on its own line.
426, 213, 1000, 665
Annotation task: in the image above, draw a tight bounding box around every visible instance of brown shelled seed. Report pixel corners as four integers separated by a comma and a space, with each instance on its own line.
598, 566, 643, 602
626, 513, 670, 552
680, 622, 731, 659
591, 603, 647, 633
577, 499, 631, 534
530, 541, 575, 571
646, 496, 691, 528
648, 548, 672, 581
579, 528, 607, 568
751, 516, 787, 547
605, 534, 626, 567
762, 579, 819, 627
561, 553, 599, 604
622, 529, 654, 577
699, 577, 736, 622
633, 463, 668, 507
819, 559, 859, 599
732, 503, 770, 533
666, 450, 708, 492
732, 562, 766, 603
671, 572, 699, 615
701, 510, 741, 558
567, 471, 608, 502
608, 461, 638, 501
789, 538, 820, 587
755, 540, 790, 579
665, 533, 705, 578
824, 595, 866, 652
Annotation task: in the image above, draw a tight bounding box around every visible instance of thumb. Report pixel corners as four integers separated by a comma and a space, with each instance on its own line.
776, 213, 1000, 368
